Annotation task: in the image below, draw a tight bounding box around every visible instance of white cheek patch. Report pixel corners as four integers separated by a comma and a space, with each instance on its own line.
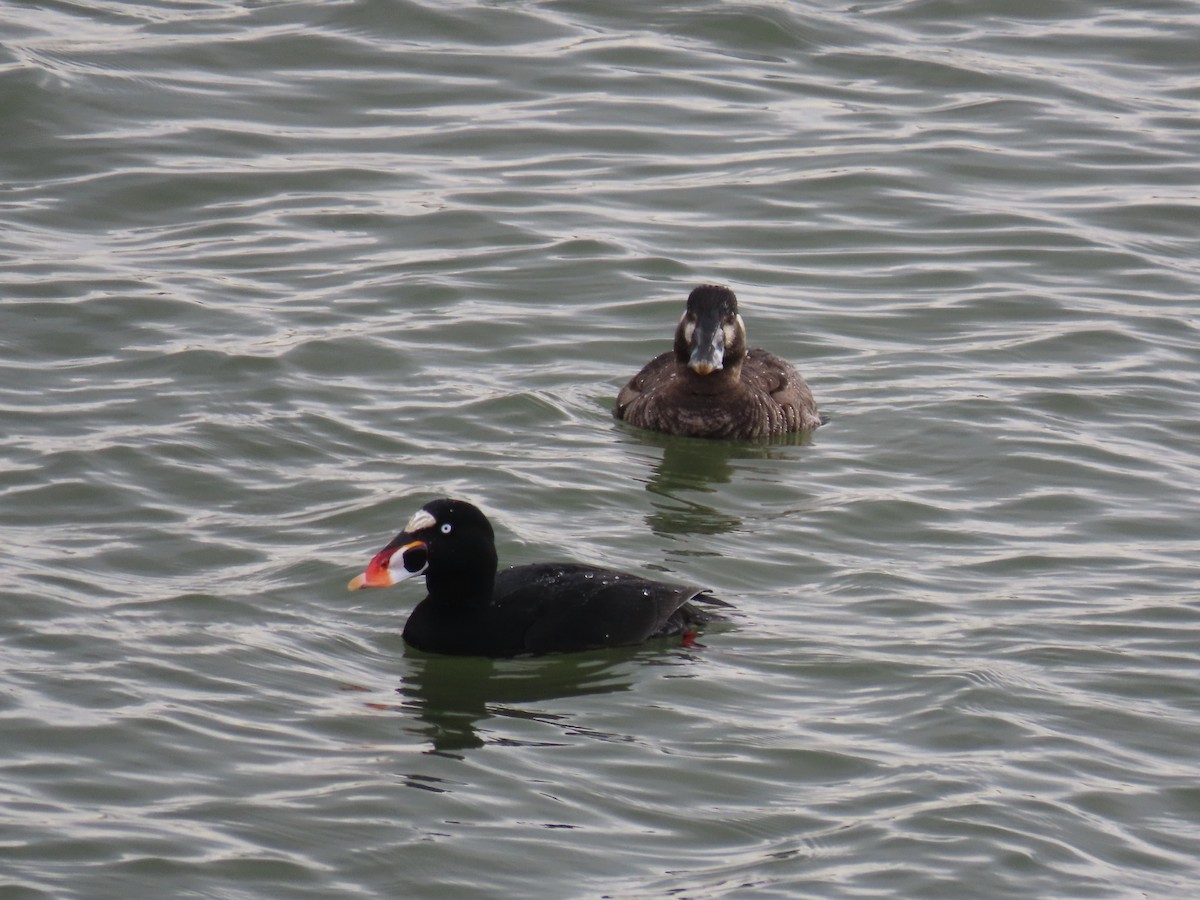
723, 322, 739, 346
403, 509, 437, 533
682, 317, 695, 343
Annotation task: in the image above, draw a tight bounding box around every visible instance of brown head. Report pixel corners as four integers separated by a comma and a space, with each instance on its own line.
673, 285, 747, 377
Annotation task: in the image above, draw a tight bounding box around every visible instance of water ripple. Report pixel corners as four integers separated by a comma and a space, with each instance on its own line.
3, 0, 1200, 897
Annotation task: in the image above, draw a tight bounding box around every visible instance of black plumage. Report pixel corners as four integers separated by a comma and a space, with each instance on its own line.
348, 499, 728, 657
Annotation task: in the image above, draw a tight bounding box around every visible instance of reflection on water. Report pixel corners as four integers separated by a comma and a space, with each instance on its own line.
391, 652, 641, 754
7, 0, 1198, 893
623, 429, 814, 537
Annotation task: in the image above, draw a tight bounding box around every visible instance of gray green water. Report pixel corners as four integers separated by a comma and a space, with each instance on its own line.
3, 1, 1200, 897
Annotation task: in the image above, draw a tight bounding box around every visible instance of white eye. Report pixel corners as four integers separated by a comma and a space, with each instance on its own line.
440, 523, 452, 534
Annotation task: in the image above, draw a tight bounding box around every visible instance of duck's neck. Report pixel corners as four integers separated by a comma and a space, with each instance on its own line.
679, 359, 745, 393
425, 550, 498, 607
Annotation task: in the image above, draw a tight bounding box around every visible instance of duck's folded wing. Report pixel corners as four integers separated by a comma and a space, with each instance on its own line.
614, 351, 675, 418
508, 565, 712, 653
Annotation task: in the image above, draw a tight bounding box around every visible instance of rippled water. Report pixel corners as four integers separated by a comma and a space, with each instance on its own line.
4, 1, 1200, 897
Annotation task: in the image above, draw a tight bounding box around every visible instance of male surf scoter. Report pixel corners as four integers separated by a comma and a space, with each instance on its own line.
614, 284, 821, 439
348, 498, 728, 657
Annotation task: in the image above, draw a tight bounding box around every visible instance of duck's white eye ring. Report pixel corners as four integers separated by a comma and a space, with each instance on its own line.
440, 523, 452, 534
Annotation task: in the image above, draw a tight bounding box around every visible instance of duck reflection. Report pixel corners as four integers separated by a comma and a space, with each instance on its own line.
629, 430, 813, 537
391, 650, 654, 755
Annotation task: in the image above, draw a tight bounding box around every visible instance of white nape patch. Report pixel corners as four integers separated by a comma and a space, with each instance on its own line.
403, 509, 437, 533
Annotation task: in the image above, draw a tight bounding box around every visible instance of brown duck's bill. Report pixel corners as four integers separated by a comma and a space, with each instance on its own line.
688, 324, 725, 375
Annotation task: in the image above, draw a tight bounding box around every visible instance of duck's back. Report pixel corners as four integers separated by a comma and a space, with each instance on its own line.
402, 563, 722, 656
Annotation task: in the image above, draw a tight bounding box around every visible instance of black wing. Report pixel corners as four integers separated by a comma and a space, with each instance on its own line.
495, 564, 719, 654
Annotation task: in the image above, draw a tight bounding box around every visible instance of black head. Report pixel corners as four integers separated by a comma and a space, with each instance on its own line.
348, 498, 498, 599
673, 284, 747, 375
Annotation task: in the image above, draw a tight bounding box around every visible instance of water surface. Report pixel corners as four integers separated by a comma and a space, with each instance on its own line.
3, 1, 1200, 897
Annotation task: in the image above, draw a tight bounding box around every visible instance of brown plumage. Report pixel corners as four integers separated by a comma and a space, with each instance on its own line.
614, 285, 821, 440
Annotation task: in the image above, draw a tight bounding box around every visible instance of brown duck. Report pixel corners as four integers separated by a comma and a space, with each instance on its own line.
614, 285, 821, 439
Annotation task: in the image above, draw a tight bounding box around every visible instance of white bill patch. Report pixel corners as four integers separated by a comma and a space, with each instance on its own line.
403, 509, 437, 533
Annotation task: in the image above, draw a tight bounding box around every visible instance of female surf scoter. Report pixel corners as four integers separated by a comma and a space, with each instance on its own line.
348, 498, 728, 657
614, 284, 821, 439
